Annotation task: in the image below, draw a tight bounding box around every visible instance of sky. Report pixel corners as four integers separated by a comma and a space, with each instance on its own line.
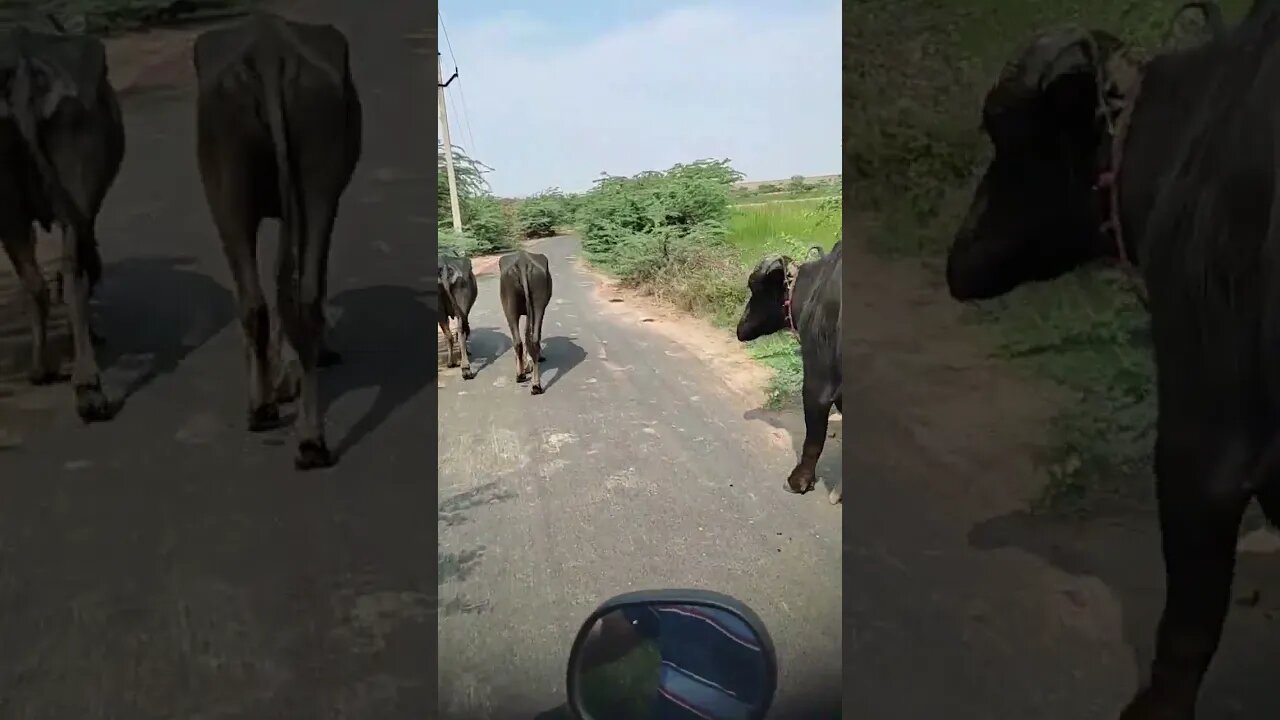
437, 0, 840, 198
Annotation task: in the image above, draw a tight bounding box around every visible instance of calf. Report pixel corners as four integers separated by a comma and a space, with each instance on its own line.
0, 25, 124, 421
737, 241, 843, 504
194, 12, 362, 470
498, 249, 552, 395
438, 253, 477, 379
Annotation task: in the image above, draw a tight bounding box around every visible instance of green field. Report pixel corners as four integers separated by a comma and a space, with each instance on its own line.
726, 197, 842, 262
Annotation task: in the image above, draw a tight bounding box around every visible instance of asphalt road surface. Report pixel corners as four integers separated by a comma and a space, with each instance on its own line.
437, 236, 843, 719
0, 1, 432, 717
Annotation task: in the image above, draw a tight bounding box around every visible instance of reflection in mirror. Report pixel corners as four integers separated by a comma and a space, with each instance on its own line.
571, 601, 772, 720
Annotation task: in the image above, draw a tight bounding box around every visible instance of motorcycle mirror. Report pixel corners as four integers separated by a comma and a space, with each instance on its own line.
565, 589, 778, 720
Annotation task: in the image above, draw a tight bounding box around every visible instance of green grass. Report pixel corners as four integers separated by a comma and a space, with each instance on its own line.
847, 0, 1249, 513
726, 198, 841, 263
577, 639, 662, 720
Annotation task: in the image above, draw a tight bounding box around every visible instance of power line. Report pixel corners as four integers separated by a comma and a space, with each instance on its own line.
437, 10, 480, 164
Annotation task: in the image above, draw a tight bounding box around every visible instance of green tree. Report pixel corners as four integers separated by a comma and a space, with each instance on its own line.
437, 142, 516, 254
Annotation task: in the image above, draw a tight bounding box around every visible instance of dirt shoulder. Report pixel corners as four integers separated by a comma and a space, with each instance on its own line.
847, 228, 1064, 514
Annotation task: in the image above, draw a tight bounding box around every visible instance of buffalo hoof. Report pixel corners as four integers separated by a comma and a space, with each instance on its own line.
516, 372, 528, 384
295, 439, 334, 470
318, 348, 342, 368
461, 367, 475, 380
784, 466, 816, 494
530, 383, 544, 395
75, 382, 113, 423
248, 405, 283, 432
828, 485, 842, 505
28, 367, 61, 386
447, 358, 460, 368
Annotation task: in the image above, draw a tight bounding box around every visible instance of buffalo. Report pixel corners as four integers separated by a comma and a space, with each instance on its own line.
737, 241, 842, 504
438, 252, 477, 379
194, 12, 362, 470
944, 4, 1280, 717
0, 25, 124, 421
498, 249, 552, 395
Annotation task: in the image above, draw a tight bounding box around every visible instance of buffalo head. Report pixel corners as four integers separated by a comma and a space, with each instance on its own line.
946, 28, 1126, 301
737, 255, 793, 342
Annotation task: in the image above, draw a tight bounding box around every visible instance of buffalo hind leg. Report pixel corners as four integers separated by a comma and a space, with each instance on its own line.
527, 304, 545, 395
785, 368, 835, 494
508, 314, 527, 384
1119, 434, 1246, 720
441, 315, 458, 367
458, 314, 475, 380
439, 316, 455, 367
827, 394, 843, 504
220, 213, 279, 431
319, 307, 341, 367
60, 222, 111, 421
280, 206, 338, 470
2, 224, 58, 384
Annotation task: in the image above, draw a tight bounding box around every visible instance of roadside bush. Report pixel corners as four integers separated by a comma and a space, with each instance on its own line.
578, 158, 743, 274
516, 188, 569, 239
460, 194, 516, 254
438, 227, 479, 258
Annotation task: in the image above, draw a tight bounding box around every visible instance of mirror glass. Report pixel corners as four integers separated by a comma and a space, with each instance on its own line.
569, 601, 773, 720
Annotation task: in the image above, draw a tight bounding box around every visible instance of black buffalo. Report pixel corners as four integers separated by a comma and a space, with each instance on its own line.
438, 252, 477, 379
737, 241, 842, 504
0, 25, 124, 421
498, 249, 552, 395
194, 12, 362, 470
944, 6, 1280, 717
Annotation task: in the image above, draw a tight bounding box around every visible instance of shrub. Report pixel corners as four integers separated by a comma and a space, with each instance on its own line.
578, 158, 743, 270
460, 194, 516, 254
516, 188, 569, 239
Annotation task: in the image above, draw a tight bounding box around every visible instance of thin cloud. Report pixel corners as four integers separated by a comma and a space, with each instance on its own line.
441, 1, 840, 196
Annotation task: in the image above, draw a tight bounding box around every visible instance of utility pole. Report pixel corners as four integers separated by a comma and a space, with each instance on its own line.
437, 52, 463, 233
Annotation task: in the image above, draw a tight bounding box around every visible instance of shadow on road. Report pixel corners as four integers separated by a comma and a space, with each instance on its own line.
327, 283, 430, 458
540, 336, 587, 391
743, 405, 842, 499
465, 327, 512, 375
95, 255, 236, 403
968, 503, 1280, 717
438, 484, 517, 618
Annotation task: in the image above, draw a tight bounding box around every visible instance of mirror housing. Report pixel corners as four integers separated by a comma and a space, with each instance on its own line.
565, 589, 778, 720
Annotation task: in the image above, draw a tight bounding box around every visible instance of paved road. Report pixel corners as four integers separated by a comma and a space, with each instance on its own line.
0, 1, 432, 717
437, 236, 843, 719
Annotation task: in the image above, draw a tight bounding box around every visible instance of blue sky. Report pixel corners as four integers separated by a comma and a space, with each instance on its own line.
437, 0, 840, 197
